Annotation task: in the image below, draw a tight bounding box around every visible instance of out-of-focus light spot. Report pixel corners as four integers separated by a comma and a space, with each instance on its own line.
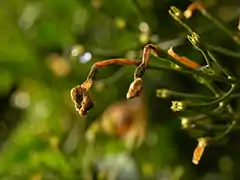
91, 0, 102, 9
73, 8, 88, 27
31, 173, 42, 180
80, 52, 92, 63
34, 101, 51, 118
219, 155, 233, 172
94, 82, 105, 92
49, 136, 60, 149
11, 91, 31, 109
238, 17, 240, 31
47, 54, 71, 77
19, 3, 42, 30
141, 163, 155, 177
150, 34, 159, 43
126, 50, 137, 59
71, 45, 84, 57
115, 17, 126, 29
139, 33, 149, 44
146, 132, 158, 146
139, 22, 149, 33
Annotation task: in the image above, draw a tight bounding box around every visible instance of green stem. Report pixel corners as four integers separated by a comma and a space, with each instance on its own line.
168, 6, 195, 34
207, 50, 235, 79
213, 120, 236, 141
188, 84, 236, 107
206, 44, 240, 58
200, 10, 240, 45
156, 89, 215, 100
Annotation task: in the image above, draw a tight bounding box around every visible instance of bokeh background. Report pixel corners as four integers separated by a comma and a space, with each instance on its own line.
0, 0, 240, 179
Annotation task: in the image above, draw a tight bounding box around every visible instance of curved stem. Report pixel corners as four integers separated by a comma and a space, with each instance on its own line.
206, 44, 240, 58
207, 50, 235, 79
200, 10, 240, 45
189, 84, 236, 107
213, 120, 236, 141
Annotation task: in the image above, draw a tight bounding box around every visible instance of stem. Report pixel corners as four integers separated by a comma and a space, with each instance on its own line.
156, 89, 215, 100
206, 44, 240, 58
200, 10, 240, 45
207, 50, 235, 79
168, 6, 195, 34
189, 84, 236, 107
213, 120, 236, 141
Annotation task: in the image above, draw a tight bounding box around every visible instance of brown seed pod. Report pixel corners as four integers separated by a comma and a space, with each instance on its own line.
126, 78, 143, 99
79, 92, 94, 116
70, 85, 94, 116
70, 85, 85, 110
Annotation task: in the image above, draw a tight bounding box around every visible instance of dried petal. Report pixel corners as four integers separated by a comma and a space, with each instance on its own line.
126, 78, 143, 99
192, 138, 208, 165
70, 85, 94, 116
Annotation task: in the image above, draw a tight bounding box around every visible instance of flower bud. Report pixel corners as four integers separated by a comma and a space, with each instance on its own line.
171, 101, 186, 112
156, 89, 170, 99
126, 78, 143, 99
180, 117, 190, 129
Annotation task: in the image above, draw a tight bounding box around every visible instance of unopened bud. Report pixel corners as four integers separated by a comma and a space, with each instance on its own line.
181, 117, 190, 129
187, 33, 201, 48
156, 89, 170, 98
169, 6, 186, 22
184, 0, 206, 19
192, 137, 209, 165
126, 78, 143, 99
184, 9, 193, 19
171, 101, 186, 112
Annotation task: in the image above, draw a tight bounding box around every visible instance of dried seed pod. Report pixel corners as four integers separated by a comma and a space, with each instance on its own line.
126, 78, 143, 99
192, 137, 209, 165
79, 92, 94, 116
70, 85, 94, 116
70, 85, 85, 111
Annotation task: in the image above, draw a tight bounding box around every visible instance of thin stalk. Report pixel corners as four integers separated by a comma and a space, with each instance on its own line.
200, 10, 240, 45
156, 89, 215, 100
206, 44, 240, 58
188, 84, 236, 107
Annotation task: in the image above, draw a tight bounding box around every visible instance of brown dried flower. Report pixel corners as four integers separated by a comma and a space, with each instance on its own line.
126, 78, 143, 99
192, 137, 209, 165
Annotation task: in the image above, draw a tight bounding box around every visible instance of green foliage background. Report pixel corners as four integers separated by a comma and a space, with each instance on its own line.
0, 0, 240, 179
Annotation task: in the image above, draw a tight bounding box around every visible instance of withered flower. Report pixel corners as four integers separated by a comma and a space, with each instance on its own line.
126, 78, 143, 99
70, 84, 94, 116
183, 0, 206, 19
167, 47, 200, 69
192, 137, 209, 165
